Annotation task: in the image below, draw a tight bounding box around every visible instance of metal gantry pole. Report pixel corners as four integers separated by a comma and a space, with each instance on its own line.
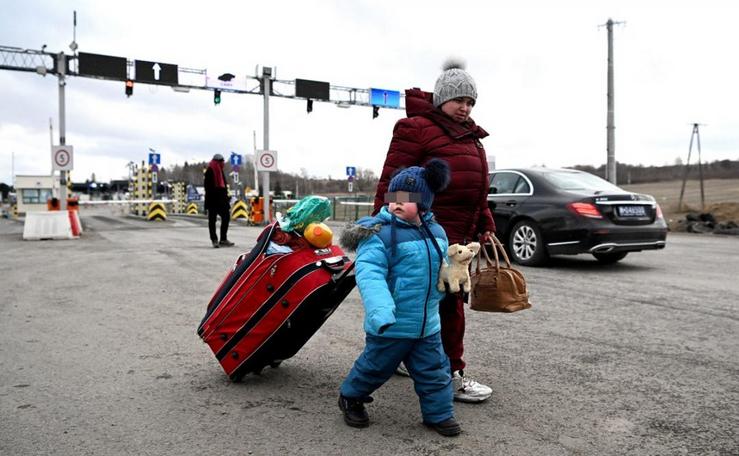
262, 67, 271, 225
57, 51, 68, 210
605, 18, 616, 185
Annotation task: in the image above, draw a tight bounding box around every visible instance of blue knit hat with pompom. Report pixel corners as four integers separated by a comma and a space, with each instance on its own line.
388, 159, 450, 211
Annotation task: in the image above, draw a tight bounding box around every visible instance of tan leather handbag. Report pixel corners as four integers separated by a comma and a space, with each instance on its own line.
469, 235, 532, 313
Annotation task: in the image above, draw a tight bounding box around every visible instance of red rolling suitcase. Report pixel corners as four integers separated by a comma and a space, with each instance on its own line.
197, 223, 356, 381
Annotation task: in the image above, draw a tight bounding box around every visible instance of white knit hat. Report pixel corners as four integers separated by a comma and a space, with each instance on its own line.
433, 59, 478, 108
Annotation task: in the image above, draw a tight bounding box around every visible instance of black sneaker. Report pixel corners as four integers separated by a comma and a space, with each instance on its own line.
423, 417, 462, 437
219, 240, 235, 247
338, 395, 372, 428
211, 240, 220, 248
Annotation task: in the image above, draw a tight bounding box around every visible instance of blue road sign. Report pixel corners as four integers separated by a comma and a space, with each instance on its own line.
346, 166, 356, 177
148, 151, 160, 165
369, 88, 400, 108
186, 184, 201, 202
230, 152, 242, 166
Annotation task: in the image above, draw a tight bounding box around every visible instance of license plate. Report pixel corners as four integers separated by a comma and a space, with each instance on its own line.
617, 205, 647, 217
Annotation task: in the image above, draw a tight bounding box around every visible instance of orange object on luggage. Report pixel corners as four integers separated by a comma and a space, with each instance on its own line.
304, 222, 333, 248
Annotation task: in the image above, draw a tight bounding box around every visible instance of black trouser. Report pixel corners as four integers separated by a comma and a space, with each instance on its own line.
208, 205, 230, 242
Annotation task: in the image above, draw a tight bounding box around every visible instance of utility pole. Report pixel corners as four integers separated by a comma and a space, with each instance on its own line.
602, 18, 624, 184
261, 67, 272, 224
57, 51, 68, 210
252, 130, 259, 196
678, 123, 705, 212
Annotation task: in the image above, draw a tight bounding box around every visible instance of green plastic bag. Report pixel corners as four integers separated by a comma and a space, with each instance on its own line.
279, 195, 332, 233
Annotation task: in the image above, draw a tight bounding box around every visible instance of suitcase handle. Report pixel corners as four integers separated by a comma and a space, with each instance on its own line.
319, 256, 356, 285
318, 256, 346, 273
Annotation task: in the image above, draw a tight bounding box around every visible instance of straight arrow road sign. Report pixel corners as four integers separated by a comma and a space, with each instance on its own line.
135, 60, 178, 85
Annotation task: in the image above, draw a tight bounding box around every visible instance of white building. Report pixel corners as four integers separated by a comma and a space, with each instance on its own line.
14, 175, 57, 214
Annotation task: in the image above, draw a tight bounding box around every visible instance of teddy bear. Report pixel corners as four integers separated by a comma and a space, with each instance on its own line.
437, 242, 481, 293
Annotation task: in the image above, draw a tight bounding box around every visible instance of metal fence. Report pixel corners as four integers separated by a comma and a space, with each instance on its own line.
273, 195, 375, 223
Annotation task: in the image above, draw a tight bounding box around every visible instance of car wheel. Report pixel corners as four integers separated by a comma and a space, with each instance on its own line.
592, 251, 628, 264
508, 220, 548, 266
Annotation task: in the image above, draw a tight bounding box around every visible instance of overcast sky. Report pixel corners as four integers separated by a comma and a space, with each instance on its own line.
1, 0, 737, 185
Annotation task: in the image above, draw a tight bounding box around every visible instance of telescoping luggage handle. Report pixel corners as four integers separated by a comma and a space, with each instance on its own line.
317, 256, 355, 284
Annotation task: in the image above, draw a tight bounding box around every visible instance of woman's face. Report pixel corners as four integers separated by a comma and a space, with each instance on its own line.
440, 96, 475, 123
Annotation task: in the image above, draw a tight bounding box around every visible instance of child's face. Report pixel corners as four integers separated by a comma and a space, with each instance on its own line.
389, 201, 420, 223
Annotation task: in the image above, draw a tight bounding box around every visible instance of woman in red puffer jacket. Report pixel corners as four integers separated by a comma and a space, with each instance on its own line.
373, 60, 495, 403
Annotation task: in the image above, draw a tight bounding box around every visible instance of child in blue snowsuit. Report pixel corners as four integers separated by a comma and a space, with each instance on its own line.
338, 159, 461, 437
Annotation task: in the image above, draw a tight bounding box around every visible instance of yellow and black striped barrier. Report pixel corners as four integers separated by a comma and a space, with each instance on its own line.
147, 202, 167, 221
186, 202, 199, 215
231, 200, 248, 221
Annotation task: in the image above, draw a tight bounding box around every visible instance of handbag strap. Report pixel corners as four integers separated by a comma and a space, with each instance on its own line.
476, 234, 512, 273
475, 237, 498, 274
490, 234, 512, 268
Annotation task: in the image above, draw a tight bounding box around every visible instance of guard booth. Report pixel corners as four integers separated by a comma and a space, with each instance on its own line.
14, 175, 55, 215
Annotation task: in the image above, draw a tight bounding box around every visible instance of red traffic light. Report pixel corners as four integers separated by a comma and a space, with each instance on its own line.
125, 79, 134, 97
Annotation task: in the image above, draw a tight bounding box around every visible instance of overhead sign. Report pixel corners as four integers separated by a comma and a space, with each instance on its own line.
370, 88, 401, 108
295, 78, 330, 101
135, 60, 178, 85
51, 145, 74, 171
78, 52, 128, 80
256, 150, 278, 172
205, 75, 247, 91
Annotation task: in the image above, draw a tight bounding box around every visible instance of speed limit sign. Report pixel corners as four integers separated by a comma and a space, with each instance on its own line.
52, 145, 74, 171
256, 150, 278, 172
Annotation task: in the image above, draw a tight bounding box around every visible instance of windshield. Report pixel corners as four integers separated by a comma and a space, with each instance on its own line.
540, 170, 623, 193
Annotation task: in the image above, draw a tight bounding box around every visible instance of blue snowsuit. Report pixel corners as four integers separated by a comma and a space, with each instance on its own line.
339, 206, 454, 424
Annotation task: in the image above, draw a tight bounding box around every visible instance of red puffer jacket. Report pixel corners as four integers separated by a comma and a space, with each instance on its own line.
373, 88, 495, 244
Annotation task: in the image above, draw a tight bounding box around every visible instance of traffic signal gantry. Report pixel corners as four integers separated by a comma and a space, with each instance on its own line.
0, 43, 406, 222
0, 46, 404, 116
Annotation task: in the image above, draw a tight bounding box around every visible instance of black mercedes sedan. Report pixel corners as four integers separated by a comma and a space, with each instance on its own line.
487, 168, 667, 266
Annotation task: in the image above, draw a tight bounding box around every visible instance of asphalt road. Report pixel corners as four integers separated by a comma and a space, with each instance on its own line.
1, 209, 737, 455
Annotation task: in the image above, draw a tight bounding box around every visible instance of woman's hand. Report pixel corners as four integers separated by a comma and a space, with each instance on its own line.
480, 231, 493, 242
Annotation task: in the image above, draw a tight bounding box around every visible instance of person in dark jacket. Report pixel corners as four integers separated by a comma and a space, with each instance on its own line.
373, 60, 495, 403
339, 159, 461, 437
204, 154, 234, 248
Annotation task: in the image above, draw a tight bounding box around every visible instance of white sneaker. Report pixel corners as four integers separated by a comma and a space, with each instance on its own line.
452, 370, 492, 403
